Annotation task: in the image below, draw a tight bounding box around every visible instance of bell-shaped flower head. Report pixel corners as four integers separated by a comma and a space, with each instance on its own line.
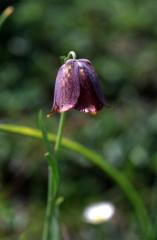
49, 54, 106, 114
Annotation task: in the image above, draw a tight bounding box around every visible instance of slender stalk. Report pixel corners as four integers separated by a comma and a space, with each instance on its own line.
67, 51, 76, 60
54, 112, 65, 155
51, 112, 65, 239
43, 112, 65, 240
42, 165, 54, 240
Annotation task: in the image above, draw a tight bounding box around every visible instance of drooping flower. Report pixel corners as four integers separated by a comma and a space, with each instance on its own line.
49, 56, 106, 115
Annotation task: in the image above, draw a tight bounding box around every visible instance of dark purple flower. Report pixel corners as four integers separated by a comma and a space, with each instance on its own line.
49, 58, 106, 114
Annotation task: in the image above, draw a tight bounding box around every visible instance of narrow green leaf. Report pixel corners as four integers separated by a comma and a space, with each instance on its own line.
38, 111, 59, 195
0, 6, 14, 28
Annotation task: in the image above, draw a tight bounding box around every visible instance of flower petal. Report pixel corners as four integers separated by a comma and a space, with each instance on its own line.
74, 63, 104, 113
80, 59, 106, 105
52, 60, 80, 112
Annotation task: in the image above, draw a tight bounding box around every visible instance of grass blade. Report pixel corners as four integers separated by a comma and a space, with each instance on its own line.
0, 6, 14, 28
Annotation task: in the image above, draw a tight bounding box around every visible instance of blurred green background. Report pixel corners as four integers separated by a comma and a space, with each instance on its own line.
0, 0, 157, 239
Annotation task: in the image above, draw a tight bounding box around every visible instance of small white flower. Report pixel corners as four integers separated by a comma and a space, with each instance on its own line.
83, 202, 115, 224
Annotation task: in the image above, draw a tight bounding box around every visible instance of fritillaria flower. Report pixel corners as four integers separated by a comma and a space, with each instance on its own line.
49, 55, 106, 115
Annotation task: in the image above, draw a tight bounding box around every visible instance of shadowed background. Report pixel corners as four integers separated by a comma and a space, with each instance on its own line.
0, 0, 157, 239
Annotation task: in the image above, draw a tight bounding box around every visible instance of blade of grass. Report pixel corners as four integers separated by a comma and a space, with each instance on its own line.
38, 110, 59, 191
0, 6, 14, 28
0, 123, 154, 239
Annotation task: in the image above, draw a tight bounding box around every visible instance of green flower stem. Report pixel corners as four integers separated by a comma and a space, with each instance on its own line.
54, 112, 65, 156
50, 112, 65, 240
67, 51, 76, 60
42, 165, 54, 240
38, 110, 59, 240
42, 112, 65, 240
